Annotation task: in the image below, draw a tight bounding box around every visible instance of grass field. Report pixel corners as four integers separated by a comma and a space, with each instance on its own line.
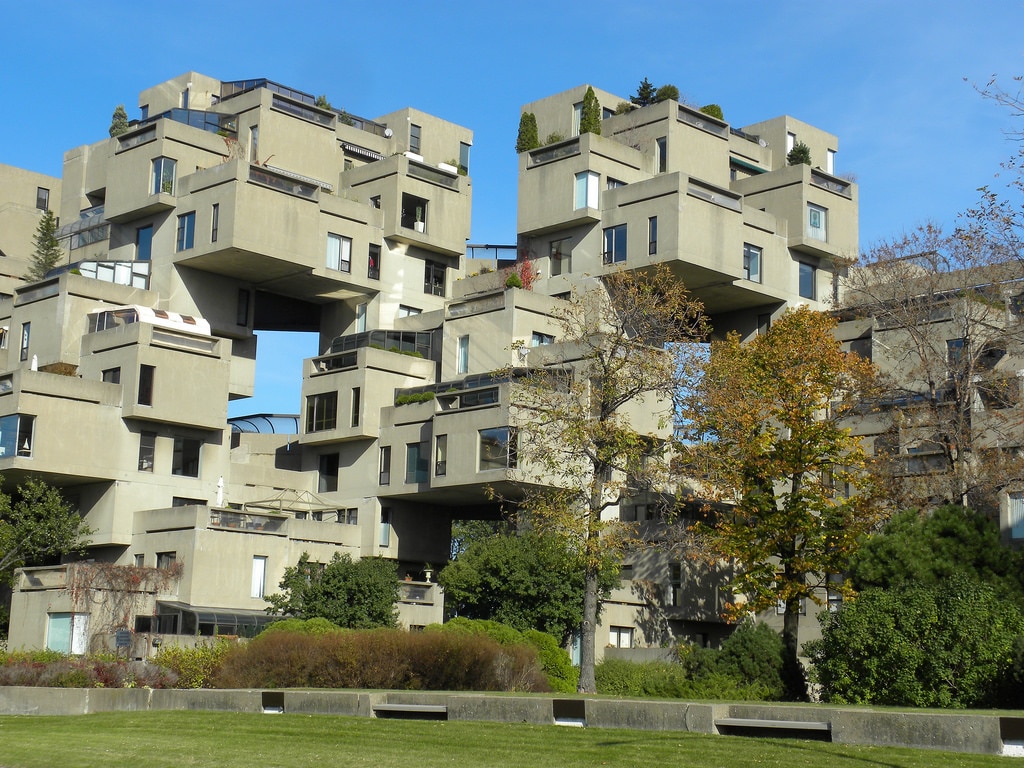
0, 711, 1009, 767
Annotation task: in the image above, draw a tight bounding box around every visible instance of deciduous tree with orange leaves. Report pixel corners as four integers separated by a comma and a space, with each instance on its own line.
677, 307, 883, 700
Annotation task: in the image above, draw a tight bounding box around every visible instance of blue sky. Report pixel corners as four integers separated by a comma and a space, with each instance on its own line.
3, 1, 1022, 415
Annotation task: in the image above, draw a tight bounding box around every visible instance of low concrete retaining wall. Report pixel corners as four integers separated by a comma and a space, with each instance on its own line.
0, 687, 1018, 757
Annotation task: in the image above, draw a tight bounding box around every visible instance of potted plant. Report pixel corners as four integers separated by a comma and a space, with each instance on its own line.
414, 207, 425, 233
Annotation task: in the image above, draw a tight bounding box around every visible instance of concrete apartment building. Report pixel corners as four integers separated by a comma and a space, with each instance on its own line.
4, 74, 857, 657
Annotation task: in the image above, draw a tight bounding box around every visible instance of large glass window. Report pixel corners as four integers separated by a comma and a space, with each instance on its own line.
424, 260, 445, 296
368, 244, 381, 280
798, 262, 816, 300
379, 508, 391, 547
356, 302, 367, 333
574, 171, 599, 210
35, 187, 49, 211
479, 427, 517, 470
136, 225, 153, 261
251, 556, 267, 599
603, 224, 627, 264
152, 157, 176, 195
46, 612, 89, 655
172, 437, 201, 477
435, 434, 448, 476
409, 123, 421, 154
457, 335, 469, 374
326, 233, 352, 272
138, 365, 155, 406
379, 446, 391, 485
459, 142, 471, 174
175, 212, 195, 251
401, 193, 428, 231
550, 237, 571, 276
807, 203, 828, 241
406, 442, 429, 484
319, 453, 339, 492
743, 243, 762, 283
305, 392, 338, 432
656, 137, 667, 173
138, 431, 156, 472
0, 414, 35, 458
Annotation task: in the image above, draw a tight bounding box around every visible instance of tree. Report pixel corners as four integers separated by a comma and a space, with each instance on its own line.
787, 141, 811, 166
679, 307, 882, 700
266, 553, 399, 629
314, 94, 332, 110
27, 210, 63, 282
579, 87, 601, 136
515, 112, 539, 153
0, 477, 88, 586
438, 528, 617, 644
631, 78, 657, 108
848, 504, 1024, 597
807, 576, 1024, 707
699, 104, 724, 121
655, 84, 680, 103
509, 266, 709, 692
108, 104, 129, 138
840, 223, 1024, 513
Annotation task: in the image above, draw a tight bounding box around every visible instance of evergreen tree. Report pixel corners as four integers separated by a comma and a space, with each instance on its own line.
580, 87, 601, 136
27, 210, 63, 282
787, 141, 812, 166
699, 104, 724, 121
631, 78, 657, 107
655, 84, 680, 103
515, 112, 539, 152
108, 105, 129, 138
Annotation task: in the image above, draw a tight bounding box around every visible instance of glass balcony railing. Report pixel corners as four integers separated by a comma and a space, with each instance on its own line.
209, 509, 286, 533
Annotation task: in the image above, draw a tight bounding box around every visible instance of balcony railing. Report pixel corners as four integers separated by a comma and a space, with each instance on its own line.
810, 170, 853, 198
528, 139, 581, 166
136, 108, 238, 138
209, 509, 286, 533
248, 166, 318, 200
399, 581, 436, 605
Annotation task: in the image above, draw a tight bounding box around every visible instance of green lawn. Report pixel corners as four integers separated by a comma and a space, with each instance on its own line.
0, 711, 1008, 767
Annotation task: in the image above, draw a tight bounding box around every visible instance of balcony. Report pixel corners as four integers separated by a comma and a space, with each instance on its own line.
209, 509, 287, 534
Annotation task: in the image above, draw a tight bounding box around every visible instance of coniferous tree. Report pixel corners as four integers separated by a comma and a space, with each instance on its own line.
579, 87, 601, 136
631, 78, 657, 107
108, 105, 129, 137
655, 84, 680, 103
515, 112, 539, 152
27, 210, 63, 281
787, 141, 812, 166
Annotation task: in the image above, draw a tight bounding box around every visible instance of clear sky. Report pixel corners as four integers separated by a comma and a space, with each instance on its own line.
3, 1, 1022, 415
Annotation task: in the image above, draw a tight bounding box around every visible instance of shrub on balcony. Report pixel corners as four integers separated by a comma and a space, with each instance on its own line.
395, 391, 435, 406
787, 141, 812, 166
515, 112, 539, 153
699, 103, 724, 121
580, 86, 601, 136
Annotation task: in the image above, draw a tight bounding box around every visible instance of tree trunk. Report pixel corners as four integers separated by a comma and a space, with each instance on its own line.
577, 566, 599, 693
782, 600, 808, 701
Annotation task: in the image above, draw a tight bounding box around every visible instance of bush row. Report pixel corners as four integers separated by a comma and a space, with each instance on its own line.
0, 650, 174, 688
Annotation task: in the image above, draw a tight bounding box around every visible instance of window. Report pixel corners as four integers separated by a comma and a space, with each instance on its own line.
46, 613, 89, 655
326, 233, 352, 272
15, 415, 34, 457
398, 305, 421, 318
826, 148, 836, 175
479, 427, 517, 470
669, 564, 683, 607
550, 237, 571, 276
406, 441, 429, 484
136, 225, 153, 261
152, 157, 176, 195
379, 446, 391, 485
798, 262, 815, 300
379, 508, 391, 547
648, 216, 658, 255
807, 203, 827, 241
176, 212, 195, 251
134, 554, 145, 567
237, 289, 250, 326
251, 556, 267, 599
356, 302, 367, 333
606, 177, 625, 190
138, 431, 155, 472
401, 193, 428, 231
172, 437, 200, 477
102, 367, 120, 384
306, 392, 338, 432
656, 137, 667, 173
36, 187, 49, 211
211, 203, 219, 243
249, 125, 259, 163
459, 142, 471, 174
424, 260, 445, 296
318, 453, 339, 493
531, 331, 554, 346
0, 414, 33, 458
19, 322, 29, 362
609, 626, 634, 649
409, 123, 421, 154
786, 132, 796, 153
156, 551, 177, 570
574, 171, 599, 210
457, 335, 469, 374
435, 434, 447, 476
603, 224, 627, 264
743, 243, 762, 283
341, 508, 358, 525
368, 244, 381, 279
572, 102, 583, 136
138, 364, 154, 405
351, 386, 361, 427
1009, 492, 1024, 540
947, 338, 966, 366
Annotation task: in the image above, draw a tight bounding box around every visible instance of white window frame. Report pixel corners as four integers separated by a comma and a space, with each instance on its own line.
574, 171, 599, 210
457, 335, 469, 375
743, 243, 762, 283
251, 556, 267, 599
326, 233, 352, 272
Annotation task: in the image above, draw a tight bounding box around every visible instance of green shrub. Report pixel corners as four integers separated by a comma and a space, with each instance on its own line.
699, 104, 724, 121
504, 273, 522, 289
715, 621, 785, 699
544, 132, 565, 145
787, 141, 812, 166
515, 112, 539, 153
263, 617, 343, 635
595, 658, 770, 701
153, 641, 233, 689
395, 391, 435, 406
